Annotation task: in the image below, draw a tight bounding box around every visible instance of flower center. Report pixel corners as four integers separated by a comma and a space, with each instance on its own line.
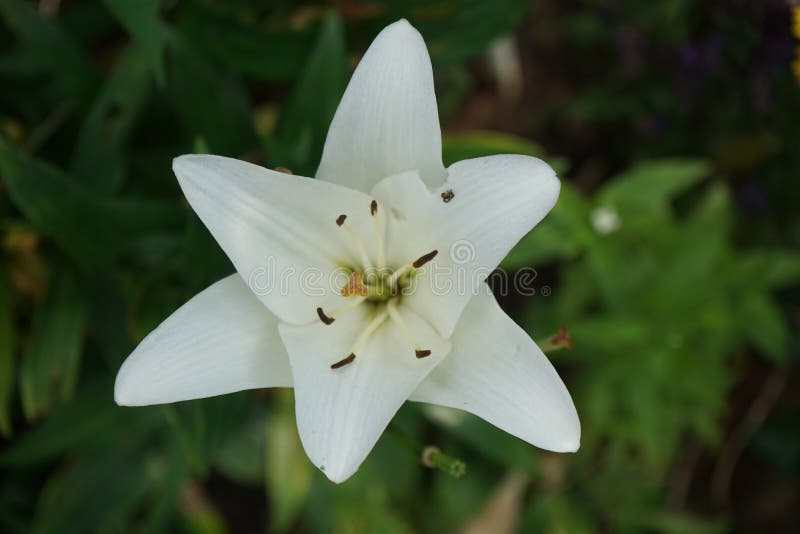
315, 199, 438, 370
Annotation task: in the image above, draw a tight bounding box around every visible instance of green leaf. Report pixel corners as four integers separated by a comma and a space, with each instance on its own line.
270, 10, 347, 174
70, 44, 153, 192
139, 445, 191, 533
0, 269, 15, 437
423, 405, 537, 470
19, 269, 86, 420
737, 250, 800, 290
163, 393, 251, 476
569, 315, 652, 353
0, 0, 98, 100
174, 1, 313, 81
215, 413, 265, 486
501, 182, 590, 269
597, 158, 710, 219
389, 0, 530, 64
0, 380, 158, 467
31, 448, 151, 534
266, 391, 312, 533
635, 510, 728, 534
735, 291, 788, 361
0, 137, 109, 266
180, 216, 232, 290
102, 0, 167, 85
0, 137, 185, 267
84, 275, 135, 367
650, 184, 732, 308
442, 130, 568, 174
168, 38, 256, 155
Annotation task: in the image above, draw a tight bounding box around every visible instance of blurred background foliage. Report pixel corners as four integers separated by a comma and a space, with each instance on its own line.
0, 0, 799, 532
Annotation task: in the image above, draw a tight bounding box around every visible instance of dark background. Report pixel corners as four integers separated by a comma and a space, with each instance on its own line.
0, 0, 798, 532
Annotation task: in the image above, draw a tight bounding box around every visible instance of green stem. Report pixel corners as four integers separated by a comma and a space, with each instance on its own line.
387, 422, 467, 478
422, 446, 466, 478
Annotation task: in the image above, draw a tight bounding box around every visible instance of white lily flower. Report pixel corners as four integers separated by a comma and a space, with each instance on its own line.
114, 19, 580, 483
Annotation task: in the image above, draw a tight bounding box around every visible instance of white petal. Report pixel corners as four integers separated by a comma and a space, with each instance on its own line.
279, 304, 450, 483
316, 19, 445, 193
411, 289, 580, 452
114, 274, 292, 406
173, 154, 387, 325
372, 155, 560, 337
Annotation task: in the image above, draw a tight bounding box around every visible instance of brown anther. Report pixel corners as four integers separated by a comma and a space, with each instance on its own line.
370, 200, 378, 216
331, 353, 356, 369
412, 250, 439, 268
552, 326, 573, 349
316, 307, 334, 325
441, 189, 454, 203
336, 214, 347, 226
415, 349, 432, 359
273, 167, 293, 174
340, 271, 368, 297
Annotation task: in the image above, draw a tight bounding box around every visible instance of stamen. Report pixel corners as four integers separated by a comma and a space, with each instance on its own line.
387, 249, 439, 287
336, 214, 372, 270
331, 353, 355, 369
371, 200, 386, 267
316, 307, 335, 325
413, 250, 438, 268
327, 295, 367, 318
330, 309, 389, 370
387, 300, 431, 359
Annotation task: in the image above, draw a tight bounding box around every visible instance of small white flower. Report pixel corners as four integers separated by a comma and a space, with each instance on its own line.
114, 20, 580, 483
590, 206, 621, 235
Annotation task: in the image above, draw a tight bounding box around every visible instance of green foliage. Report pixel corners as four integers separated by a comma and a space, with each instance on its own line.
264, 391, 313, 532
0, 136, 185, 268
71, 43, 154, 192
0, 271, 13, 436
268, 10, 347, 176
102, 0, 167, 85
0, 0, 797, 532
0, 0, 99, 100
442, 130, 569, 174
19, 268, 86, 420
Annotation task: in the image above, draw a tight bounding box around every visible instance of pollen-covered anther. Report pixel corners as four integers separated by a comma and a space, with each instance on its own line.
336, 214, 347, 226
317, 307, 335, 325
370, 200, 378, 216
331, 353, 356, 369
415, 349, 432, 359
412, 249, 438, 268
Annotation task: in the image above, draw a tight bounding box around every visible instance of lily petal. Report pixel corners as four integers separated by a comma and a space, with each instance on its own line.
411, 289, 580, 452
115, 274, 292, 406
373, 155, 560, 337
316, 19, 446, 193
174, 154, 386, 325
279, 305, 450, 483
